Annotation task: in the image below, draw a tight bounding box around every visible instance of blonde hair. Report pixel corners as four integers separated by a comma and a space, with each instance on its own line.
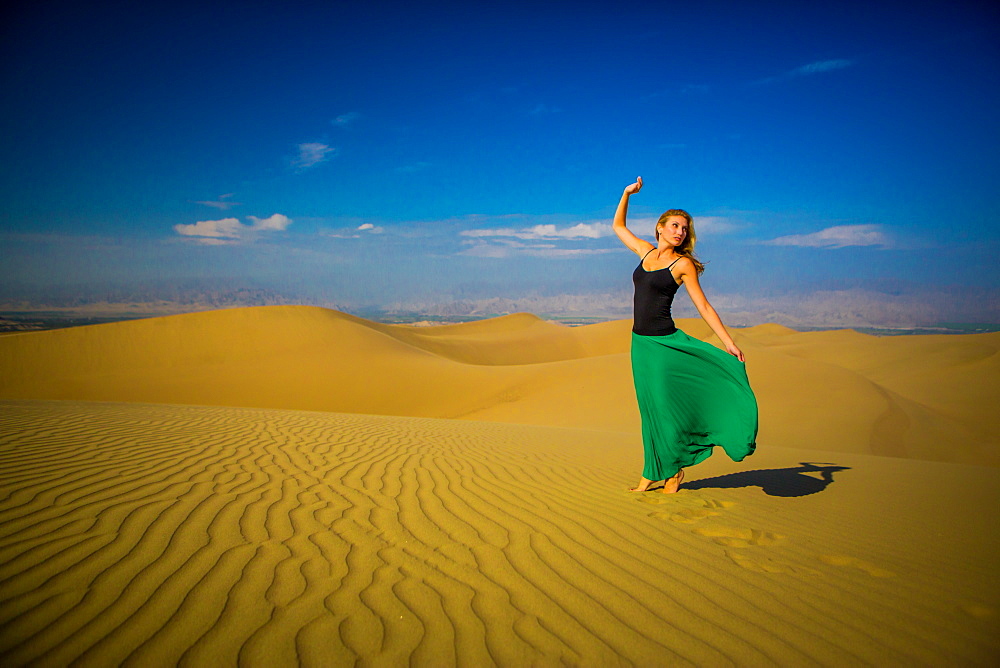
655, 209, 705, 274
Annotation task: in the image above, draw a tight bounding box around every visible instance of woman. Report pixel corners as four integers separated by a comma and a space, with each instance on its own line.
614, 177, 757, 493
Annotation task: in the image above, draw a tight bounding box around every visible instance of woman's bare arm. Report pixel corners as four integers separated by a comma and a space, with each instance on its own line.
613, 177, 654, 256
676, 258, 745, 361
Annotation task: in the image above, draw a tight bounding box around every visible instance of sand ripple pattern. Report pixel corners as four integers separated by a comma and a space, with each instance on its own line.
1, 401, 996, 666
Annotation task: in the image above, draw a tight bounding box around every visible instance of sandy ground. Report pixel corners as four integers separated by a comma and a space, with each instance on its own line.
0, 306, 997, 665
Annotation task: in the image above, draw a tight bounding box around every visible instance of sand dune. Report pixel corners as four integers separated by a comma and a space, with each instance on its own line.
1, 305, 997, 464
1, 307, 998, 664
0, 401, 996, 665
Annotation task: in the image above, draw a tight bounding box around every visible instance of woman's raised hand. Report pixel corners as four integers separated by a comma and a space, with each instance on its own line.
624, 176, 643, 195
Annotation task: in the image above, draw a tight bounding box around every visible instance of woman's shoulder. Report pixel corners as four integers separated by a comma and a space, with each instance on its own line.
673, 255, 703, 280
673, 255, 697, 270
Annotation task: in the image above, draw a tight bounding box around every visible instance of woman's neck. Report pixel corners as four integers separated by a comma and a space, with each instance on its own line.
656, 242, 679, 257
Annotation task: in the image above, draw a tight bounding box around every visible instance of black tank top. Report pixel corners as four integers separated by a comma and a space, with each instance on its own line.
632, 249, 682, 336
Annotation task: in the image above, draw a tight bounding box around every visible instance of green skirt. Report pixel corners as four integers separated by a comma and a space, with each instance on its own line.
631, 330, 757, 480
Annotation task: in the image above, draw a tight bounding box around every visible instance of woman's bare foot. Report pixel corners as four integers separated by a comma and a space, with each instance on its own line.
628, 476, 661, 492
661, 469, 685, 494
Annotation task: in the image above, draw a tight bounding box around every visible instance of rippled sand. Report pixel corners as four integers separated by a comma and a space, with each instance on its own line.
0, 307, 997, 664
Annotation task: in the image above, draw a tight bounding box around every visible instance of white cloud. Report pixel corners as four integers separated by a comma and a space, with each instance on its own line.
248, 214, 292, 231
792, 59, 854, 76
187, 237, 232, 246
752, 58, 855, 85
459, 238, 616, 258
333, 112, 361, 126
174, 214, 293, 245
692, 216, 742, 234
321, 222, 384, 239
294, 142, 334, 170
195, 193, 240, 210
532, 223, 605, 239
461, 221, 610, 240
174, 217, 245, 240
460, 227, 517, 238
763, 224, 892, 248
455, 215, 745, 258
624, 215, 741, 237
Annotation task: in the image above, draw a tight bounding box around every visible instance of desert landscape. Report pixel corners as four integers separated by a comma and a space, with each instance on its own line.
0, 305, 997, 665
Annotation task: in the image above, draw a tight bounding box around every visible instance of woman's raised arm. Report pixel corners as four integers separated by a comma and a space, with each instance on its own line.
613, 177, 654, 256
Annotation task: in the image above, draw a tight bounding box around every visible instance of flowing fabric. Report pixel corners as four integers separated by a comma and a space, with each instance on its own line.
631, 330, 758, 480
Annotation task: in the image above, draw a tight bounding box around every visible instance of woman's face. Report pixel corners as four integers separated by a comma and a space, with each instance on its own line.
657, 215, 689, 247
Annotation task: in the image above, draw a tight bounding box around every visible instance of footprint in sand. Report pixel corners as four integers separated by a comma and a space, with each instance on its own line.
635, 494, 734, 508
647, 508, 719, 523
726, 550, 822, 576
668, 508, 721, 523
693, 525, 784, 547
817, 554, 895, 578
637, 495, 786, 551
639, 495, 735, 524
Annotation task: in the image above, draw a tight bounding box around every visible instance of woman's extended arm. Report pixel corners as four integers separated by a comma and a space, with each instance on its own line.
677, 260, 746, 361
613, 177, 654, 256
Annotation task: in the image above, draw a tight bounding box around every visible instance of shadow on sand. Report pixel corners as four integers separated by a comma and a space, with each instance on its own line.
683, 462, 851, 498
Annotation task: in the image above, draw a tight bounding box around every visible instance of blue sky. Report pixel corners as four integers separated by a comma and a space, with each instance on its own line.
2, 0, 998, 325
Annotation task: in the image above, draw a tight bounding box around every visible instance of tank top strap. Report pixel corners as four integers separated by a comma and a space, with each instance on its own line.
666, 255, 684, 270
641, 247, 656, 261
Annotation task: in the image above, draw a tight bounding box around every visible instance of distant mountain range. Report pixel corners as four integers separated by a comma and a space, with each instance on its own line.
1, 283, 997, 330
